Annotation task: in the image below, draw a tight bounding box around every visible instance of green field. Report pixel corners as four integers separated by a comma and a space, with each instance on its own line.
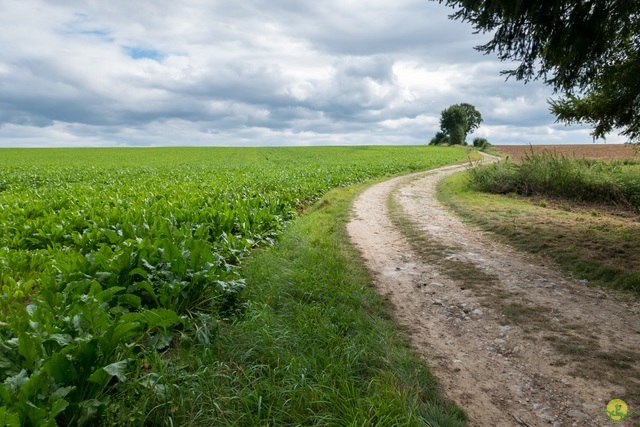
0, 146, 468, 426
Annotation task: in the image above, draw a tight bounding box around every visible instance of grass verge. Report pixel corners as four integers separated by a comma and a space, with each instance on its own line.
438, 171, 640, 294
437, 170, 640, 403
467, 151, 640, 208
104, 181, 466, 426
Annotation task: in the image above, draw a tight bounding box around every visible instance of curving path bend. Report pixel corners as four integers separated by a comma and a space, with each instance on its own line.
347, 163, 640, 426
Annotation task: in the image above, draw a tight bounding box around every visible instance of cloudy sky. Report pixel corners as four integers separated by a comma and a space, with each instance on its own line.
0, 0, 618, 147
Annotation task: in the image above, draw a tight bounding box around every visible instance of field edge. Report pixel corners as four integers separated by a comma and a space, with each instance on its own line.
102, 163, 470, 425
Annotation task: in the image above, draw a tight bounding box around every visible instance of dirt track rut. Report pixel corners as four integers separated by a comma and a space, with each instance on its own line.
347, 164, 640, 426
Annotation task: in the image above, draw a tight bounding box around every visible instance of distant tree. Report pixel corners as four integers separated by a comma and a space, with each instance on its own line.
435, 0, 640, 143
436, 103, 483, 145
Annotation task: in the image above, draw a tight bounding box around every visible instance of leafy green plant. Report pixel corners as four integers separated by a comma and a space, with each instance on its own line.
0, 277, 184, 425
0, 146, 467, 425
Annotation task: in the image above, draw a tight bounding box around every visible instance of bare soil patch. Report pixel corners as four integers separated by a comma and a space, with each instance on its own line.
347, 164, 640, 426
496, 144, 638, 161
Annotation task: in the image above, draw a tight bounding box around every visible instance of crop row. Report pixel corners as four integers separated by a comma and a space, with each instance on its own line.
0, 146, 465, 426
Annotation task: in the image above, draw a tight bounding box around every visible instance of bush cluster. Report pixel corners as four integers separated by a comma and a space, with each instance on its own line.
468, 150, 640, 207
472, 137, 492, 150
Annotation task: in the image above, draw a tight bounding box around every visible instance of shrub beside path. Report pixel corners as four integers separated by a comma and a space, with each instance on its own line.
347, 163, 640, 426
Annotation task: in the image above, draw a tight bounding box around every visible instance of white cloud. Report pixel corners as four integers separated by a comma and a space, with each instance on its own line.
0, 0, 618, 147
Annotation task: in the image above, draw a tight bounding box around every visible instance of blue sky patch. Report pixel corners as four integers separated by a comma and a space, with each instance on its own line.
123, 46, 164, 61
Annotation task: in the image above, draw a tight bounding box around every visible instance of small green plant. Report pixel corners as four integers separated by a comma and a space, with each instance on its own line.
538, 199, 548, 207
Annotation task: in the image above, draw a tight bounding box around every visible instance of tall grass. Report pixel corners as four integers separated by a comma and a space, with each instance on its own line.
468, 150, 640, 208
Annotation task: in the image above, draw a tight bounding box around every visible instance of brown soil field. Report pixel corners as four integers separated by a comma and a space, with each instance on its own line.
496, 144, 638, 161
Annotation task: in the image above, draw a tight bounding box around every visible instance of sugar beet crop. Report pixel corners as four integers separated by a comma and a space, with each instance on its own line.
0, 146, 464, 426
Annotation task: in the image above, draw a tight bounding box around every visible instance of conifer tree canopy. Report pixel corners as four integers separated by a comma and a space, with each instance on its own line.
437, 0, 640, 142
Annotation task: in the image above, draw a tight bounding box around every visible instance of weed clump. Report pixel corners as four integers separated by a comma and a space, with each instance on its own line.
468, 150, 640, 208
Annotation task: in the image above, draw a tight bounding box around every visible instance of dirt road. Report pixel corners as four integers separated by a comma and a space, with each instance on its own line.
347, 164, 640, 426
